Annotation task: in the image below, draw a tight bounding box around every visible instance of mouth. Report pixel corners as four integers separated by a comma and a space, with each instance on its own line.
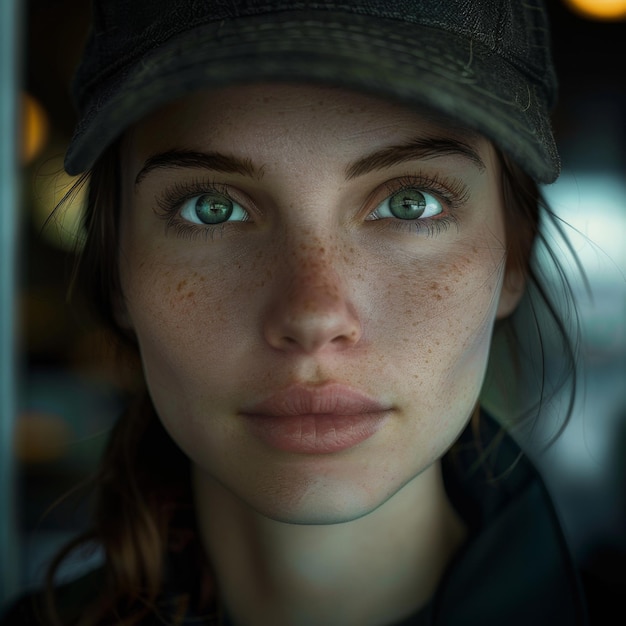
240, 383, 394, 454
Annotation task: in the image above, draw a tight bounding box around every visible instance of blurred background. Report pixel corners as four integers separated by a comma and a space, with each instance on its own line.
1, 0, 625, 617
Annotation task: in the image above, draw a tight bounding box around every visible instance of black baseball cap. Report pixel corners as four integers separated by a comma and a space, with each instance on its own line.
65, 0, 560, 182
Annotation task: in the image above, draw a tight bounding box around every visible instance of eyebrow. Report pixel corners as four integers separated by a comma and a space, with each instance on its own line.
134, 150, 260, 185
134, 136, 485, 186
344, 136, 486, 180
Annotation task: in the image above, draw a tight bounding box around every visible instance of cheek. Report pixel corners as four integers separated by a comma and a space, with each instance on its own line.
118, 245, 246, 397
371, 234, 506, 398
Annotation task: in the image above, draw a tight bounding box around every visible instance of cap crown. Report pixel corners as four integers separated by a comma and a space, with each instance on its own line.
77, 0, 557, 112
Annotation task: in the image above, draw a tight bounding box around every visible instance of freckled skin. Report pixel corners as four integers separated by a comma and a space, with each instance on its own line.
118, 84, 521, 526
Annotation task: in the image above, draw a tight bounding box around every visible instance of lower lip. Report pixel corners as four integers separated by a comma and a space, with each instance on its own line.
243, 412, 390, 454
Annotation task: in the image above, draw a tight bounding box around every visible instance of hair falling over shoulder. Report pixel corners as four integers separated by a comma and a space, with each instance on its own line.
43, 142, 582, 625
45, 392, 218, 625
43, 145, 218, 625
491, 151, 582, 440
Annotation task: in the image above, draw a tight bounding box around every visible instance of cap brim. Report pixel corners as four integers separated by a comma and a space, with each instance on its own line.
65, 10, 559, 182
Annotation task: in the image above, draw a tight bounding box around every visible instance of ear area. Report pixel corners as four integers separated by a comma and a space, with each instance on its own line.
496, 268, 526, 319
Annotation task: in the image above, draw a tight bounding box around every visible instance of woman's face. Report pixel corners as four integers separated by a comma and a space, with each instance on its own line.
118, 84, 520, 523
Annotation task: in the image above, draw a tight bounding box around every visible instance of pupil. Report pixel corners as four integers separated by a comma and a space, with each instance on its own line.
389, 190, 426, 219
195, 193, 233, 224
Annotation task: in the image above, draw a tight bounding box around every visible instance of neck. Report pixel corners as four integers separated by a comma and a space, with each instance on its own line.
193, 462, 466, 626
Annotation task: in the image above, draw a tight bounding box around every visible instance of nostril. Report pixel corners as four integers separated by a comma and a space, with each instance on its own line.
262, 259, 362, 354
332, 328, 359, 345
264, 303, 362, 354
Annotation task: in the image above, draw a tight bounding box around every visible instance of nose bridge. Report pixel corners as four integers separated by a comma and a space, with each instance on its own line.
288, 236, 341, 308
263, 229, 362, 353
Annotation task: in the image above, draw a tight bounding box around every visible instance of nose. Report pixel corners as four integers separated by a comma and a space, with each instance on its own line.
262, 241, 362, 354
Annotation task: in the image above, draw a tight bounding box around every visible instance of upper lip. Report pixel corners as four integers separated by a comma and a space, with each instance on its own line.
240, 383, 392, 417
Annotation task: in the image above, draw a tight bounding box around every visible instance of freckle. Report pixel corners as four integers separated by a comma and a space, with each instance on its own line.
176, 279, 187, 292
186, 291, 195, 298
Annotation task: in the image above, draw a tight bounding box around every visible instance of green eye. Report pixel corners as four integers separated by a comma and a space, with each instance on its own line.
388, 190, 427, 219
370, 188, 443, 222
179, 191, 248, 225
194, 193, 233, 224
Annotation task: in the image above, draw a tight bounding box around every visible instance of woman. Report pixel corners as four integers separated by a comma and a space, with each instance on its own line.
5, 0, 588, 624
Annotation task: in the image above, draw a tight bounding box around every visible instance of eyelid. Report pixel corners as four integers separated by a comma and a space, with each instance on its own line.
361, 172, 468, 237
150, 172, 469, 233
374, 173, 470, 213
154, 178, 255, 221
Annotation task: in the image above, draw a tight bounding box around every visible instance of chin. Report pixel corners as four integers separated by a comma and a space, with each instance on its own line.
253, 500, 379, 527
235, 466, 424, 527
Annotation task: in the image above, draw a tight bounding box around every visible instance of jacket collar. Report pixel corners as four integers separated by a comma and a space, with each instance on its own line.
394, 413, 588, 625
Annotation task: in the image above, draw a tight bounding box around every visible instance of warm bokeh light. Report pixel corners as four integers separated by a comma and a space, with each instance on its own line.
563, 0, 626, 20
21, 93, 49, 164
32, 155, 88, 251
15, 411, 73, 463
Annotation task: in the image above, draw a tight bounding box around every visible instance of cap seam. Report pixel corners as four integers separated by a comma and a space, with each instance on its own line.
77, 14, 552, 109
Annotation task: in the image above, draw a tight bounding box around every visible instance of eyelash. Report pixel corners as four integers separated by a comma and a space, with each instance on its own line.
153, 172, 469, 239
373, 173, 468, 236
154, 178, 244, 240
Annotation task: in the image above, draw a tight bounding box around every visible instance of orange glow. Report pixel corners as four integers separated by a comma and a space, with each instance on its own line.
564, 0, 626, 20
15, 411, 72, 463
21, 93, 49, 164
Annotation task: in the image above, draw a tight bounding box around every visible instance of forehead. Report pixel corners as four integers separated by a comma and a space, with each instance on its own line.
127, 83, 489, 160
